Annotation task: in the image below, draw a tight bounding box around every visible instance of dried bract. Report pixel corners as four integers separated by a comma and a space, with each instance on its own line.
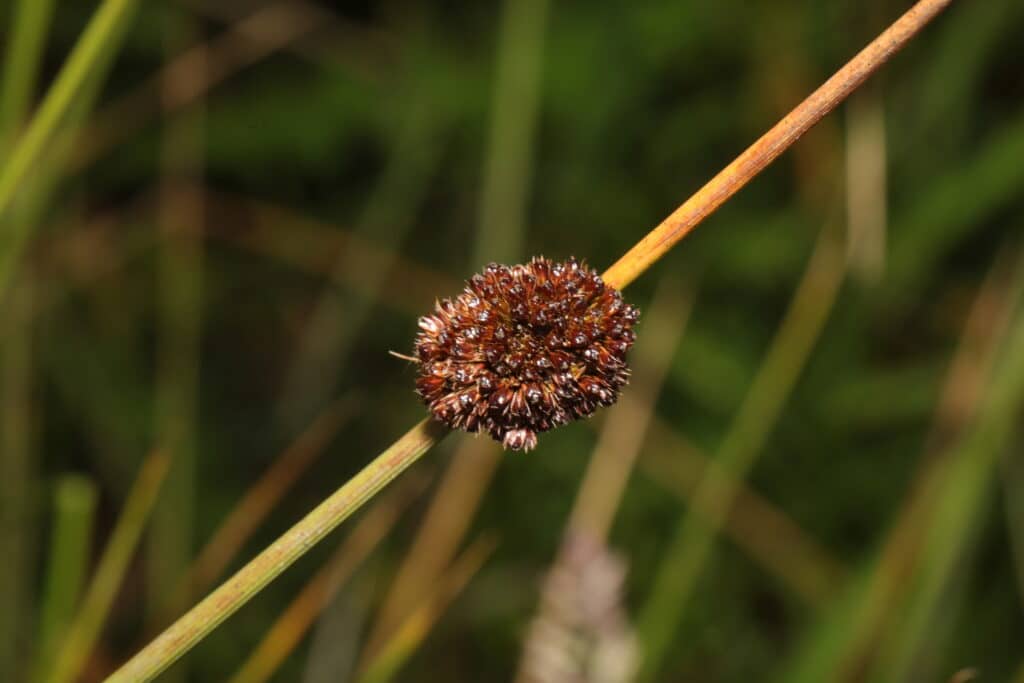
413, 256, 639, 451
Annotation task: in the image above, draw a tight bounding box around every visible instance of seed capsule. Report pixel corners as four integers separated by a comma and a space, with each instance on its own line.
412, 256, 640, 451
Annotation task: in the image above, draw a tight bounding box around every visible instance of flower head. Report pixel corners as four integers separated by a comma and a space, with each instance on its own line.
413, 256, 639, 451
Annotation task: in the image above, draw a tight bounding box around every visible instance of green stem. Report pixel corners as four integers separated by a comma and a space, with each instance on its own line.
0, 0, 139, 298
48, 452, 170, 683
869, 270, 1024, 683
473, 0, 549, 266
0, 0, 138, 223
0, 0, 56, 148
145, 17, 205, 660
638, 231, 845, 680
105, 420, 447, 683
32, 476, 98, 683
277, 84, 442, 429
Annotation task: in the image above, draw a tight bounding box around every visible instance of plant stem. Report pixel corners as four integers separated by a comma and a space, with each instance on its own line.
31, 476, 98, 683
105, 1, 954, 679
473, 0, 549, 266
146, 18, 205, 655
0, 0, 138, 219
637, 229, 845, 680
358, 536, 497, 683
49, 451, 170, 683
600, 0, 953, 291
184, 398, 356, 595
228, 475, 426, 683
567, 277, 691, 541
0, 0, 138, 302
0, 0, 56, 150
105, 419, 447, 683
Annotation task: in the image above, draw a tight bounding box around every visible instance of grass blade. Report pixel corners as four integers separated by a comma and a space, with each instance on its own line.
184, 398, 356, 595
105, 419, 447, 682
0, 0, 138, 218
568, 278, 691, 541
869, 287, 1024, 681
228, 475, 427, 683
601, 0, 953, 291
640, 419, 845, 605
0, 0, 138, 298
358, 536, 498, 683
776, 245, 1023, 683
145, 17, 206, 648
48, 451, 171, 683
637, 229, 845, 680
31, 476, 98, 683
0, 0, 56, 149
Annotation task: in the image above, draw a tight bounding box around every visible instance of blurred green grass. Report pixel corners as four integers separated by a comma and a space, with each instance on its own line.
2, 1, 1023, 681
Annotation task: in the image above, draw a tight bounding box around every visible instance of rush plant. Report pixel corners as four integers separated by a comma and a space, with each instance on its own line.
105, 1, 954, 680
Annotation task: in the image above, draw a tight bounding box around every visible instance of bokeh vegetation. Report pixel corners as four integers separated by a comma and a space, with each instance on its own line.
2, 0, 1022, 681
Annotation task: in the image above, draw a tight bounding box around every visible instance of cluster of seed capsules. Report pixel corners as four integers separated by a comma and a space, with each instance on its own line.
413, 256, 640, 451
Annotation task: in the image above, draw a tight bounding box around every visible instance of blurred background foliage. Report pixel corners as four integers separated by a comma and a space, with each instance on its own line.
1, 0, 1023, 681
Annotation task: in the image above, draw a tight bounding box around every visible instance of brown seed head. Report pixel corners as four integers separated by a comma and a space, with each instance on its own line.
413, 256, 639, 451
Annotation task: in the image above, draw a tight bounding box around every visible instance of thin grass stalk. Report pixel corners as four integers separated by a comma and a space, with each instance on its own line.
67, 1, 326, 175
778, 245, 1024, 683
146, 19, 206, 650
31, 476, 98, 683
48, 451, 170, 683
228, 475, 427, 683
302, 569, 377, 683
844, 87, 888, 283
601, 0, 952, 291
209, 191, 454, 313
106, 4, 952, 678
568, 278, 691, 540
184, 398, 356, 595
887, 114, 1024, 302
363, 0, 546, 650
0, 25, 138, 669
23, 77, 145, 497
0, 0, 56, 151
358, 536, 498, 683
178, 0, 393, 78
869, 269, 1024, 682
473, 0, 549, 265
362, 437, 498, 663
106, 419, 446, 682
42, 313, 149, 490
908, 0, 1016, 170
0, 0, 138, 299
0, 5, 56, 669
640, 419, 845, 605
923, 245, 1023, 454
277, 85, 443, 429
638, 227, 846, 680
832, 246, 1024, 683
0, 0, 137, 219
40, 186, 452, 323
